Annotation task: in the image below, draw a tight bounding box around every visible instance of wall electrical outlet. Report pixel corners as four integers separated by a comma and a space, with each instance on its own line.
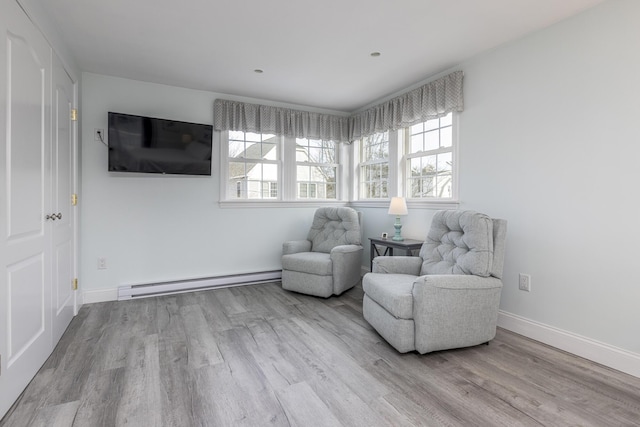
97, 257, 107, 270
519, 273, 531, 292
94, 128, 104, 142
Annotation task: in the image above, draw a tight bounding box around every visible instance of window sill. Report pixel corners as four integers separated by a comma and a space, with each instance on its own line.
349, 199, 460, 210
219, 200, 349, 209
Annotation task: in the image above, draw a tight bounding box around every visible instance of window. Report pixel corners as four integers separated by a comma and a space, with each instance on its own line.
227, 131, 280, 200
358, 131, 389, 199
354, 113, 456, 204
296, 138, 337, 200
406, 113, 454, 199
221, 132, 345, 204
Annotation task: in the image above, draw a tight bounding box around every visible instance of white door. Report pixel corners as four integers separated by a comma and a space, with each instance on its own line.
51, 54, 75, 344
0, 0, 53, 418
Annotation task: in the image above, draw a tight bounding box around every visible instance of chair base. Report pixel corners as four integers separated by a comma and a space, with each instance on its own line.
363, 294, 415, 353
282, 270, 334, 297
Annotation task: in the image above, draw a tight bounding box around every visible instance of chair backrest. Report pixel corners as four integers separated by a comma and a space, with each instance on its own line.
308, 207, 361, 253
419, 210, 506, 278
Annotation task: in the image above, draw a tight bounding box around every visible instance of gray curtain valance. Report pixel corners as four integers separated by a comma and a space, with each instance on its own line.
213, 71, 463, 143
350, 71, 464, 140
213, 99, 350, 142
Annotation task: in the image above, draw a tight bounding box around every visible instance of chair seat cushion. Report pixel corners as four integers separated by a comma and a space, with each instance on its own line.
362, 273, 416, 319
282, 252, 332, 276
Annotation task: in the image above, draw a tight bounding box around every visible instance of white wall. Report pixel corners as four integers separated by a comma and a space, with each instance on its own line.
459, 0, 640, 355
80, 73, 331, 297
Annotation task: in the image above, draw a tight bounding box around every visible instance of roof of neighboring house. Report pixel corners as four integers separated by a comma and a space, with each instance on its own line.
228, 141, 277, 180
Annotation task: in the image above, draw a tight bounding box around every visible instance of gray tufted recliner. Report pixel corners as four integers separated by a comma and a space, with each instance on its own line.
282, 207, 363, 297
362, 210, 507, 353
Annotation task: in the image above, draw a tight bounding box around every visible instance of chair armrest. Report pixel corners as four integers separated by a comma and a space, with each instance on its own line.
330, 244, 363, 255
414, 274, 503, 291
372, 256, 422, 275
330, 245, 364, 294
412, 275, 503, 354
282, 239, 311, 255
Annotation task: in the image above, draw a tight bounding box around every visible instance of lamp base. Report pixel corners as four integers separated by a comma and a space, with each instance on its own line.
392, 217, 404, 241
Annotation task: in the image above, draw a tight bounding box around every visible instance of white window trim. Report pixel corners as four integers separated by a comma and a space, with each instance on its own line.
350, 113, 460, 209
353, 131, 398, 202
219, 131, 349, 208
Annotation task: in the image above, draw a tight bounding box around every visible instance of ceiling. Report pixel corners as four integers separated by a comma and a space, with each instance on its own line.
40, 0, 606, 112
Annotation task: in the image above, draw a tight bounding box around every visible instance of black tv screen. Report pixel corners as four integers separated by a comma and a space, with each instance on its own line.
108, 112, 213, 176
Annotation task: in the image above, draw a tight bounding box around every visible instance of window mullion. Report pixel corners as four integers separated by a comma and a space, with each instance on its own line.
220, 130, 230, 200
282, 136, 296, 201
406, 146, 452, 158
389, 130, 400, 198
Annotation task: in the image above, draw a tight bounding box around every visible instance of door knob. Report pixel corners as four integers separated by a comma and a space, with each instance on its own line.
55, 213, 62, 220
45, 214, 55, 221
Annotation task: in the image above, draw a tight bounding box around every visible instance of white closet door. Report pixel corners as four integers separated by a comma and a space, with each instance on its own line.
51, 54, 75, 344
0, 0, 53, 418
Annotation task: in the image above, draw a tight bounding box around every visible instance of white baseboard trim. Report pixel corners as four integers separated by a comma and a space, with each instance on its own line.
81, 271, 283, 304
83, 288, 119, 304
498, 310, 640, 379
118, 270, 282, 300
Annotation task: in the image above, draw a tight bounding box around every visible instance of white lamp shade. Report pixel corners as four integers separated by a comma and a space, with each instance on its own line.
388, 197, 408, 216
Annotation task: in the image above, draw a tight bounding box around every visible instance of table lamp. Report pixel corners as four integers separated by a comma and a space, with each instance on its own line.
388, 197, 408, 241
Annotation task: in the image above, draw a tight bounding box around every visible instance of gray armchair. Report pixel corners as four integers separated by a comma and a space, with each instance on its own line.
282, 207, 363, 297
362, 210, 507, 353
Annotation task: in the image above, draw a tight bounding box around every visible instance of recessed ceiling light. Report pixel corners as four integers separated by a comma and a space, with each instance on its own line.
254, 69, 264, 73
370, 52, 381, 57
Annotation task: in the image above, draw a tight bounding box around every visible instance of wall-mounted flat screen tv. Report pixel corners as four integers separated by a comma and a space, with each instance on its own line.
108, 112, 213, 176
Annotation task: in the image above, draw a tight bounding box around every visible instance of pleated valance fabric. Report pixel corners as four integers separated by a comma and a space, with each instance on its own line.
213, 99, 351, 142
213, 71, 463, 143
350, 70, 464, 140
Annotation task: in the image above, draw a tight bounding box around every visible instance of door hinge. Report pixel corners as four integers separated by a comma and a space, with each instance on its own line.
72, 278, 78, 290
71, 109, 78, 121
71, 193, 78, 206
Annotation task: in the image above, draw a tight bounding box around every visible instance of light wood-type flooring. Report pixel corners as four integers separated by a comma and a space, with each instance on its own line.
2, 282, 640, 426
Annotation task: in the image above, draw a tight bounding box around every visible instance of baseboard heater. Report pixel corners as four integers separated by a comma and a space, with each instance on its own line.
117, 270, 282, 301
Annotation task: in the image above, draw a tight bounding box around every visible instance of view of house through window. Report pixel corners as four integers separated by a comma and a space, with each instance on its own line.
358, 131, 389, 199
223, 113, 455, 203
406, 113, 453, 199
296, 138, 337, 199
355, 113, 456, 202
228, 131, 280, 199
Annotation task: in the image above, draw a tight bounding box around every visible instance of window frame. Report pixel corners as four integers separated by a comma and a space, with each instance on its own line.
219, 131, 349, 208
295, 138, 339, 201
224, 130, 282, 201
356, 131, 395, 201
351, 113, 459, 209
404, 113, 456, 201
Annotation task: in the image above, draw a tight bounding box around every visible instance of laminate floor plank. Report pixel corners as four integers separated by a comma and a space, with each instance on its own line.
29, 401, 81, 427
115, 334, 162, 426
235, 320, 302, 390
208, 325, 290, 425
471, 338, 638, 425
191, 291, 234, 332
72, 368, 126, 427
2, 282, 640, 427
179, 305, 224, 368
275, 381, 343, 427
367, 355, 517, 427
216, 287, 250, 315
444, 349, 594, 426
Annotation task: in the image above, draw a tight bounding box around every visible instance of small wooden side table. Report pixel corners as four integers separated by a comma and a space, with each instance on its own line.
368, 237, 424, 271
